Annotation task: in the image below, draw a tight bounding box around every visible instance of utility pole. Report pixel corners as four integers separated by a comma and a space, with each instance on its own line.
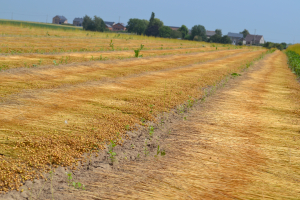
119, 16, 120, 23
11, 12, 13, 20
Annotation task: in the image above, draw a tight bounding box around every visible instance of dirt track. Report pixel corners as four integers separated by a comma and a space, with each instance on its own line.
67, 51, 300, 199
2, 50, 300, 199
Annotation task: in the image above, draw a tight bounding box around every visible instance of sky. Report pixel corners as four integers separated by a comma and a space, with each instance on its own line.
0, 0, 299, 44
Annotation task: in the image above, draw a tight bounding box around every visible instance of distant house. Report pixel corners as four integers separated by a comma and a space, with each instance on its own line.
206, 30, 216, 39
227, 32, 244, 45
52, 15, 68, 24
112, 23, 126, 31
73, 18, 83, 26
244, 34, 265, 45
104, 21, 126, 31
168, 26, 180, 31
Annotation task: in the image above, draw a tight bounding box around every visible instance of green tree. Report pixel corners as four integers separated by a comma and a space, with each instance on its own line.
184, 34, 192, 40
209, 34, 222, 43
281, 42, 287, 49
93, 16, 106, 32
191, 25, 207, 41
240, 29, 250, 38
82, 15, 94, 31
159, 26, 172, 38
152, 18, 164, 28
145, 12, 164, 36
220, 35, 232, 44
215, 29, 222, 36
126, 18, 149, 35
82, 15, 106, 32
178, 25, 188, 38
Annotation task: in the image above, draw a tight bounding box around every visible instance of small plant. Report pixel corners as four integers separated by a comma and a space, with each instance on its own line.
141, 118, 146, 125
149, 104, 154, 114
109, 40, 114, 51
66, 172, 86, 190
134, 44, 144, 58
125, 125, 130, 131
155, 145, 166, 157
107, 140, 117, 163
231, 73, 241, 77
53, 60, 58, 66
149, 126, 154, 138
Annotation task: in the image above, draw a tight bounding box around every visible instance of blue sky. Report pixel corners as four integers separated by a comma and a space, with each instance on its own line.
0, 0, 299, 44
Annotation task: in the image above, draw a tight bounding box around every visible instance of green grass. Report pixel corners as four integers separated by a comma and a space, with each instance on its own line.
0, 19, 82, 31
286, 50, 300, 77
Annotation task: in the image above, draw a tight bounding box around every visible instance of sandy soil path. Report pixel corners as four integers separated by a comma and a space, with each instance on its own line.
61, 50, 300, 199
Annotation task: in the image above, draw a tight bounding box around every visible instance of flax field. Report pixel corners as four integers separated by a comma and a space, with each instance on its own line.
0, 22, 268, 192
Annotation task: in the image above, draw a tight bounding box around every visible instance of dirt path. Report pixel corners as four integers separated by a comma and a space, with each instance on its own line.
60, 50, 300, 199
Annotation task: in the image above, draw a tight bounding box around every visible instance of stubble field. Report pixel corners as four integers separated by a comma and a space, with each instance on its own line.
0, 22, 269, 193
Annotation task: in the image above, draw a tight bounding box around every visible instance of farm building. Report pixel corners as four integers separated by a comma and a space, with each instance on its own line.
112, 23, 126, 31
227, 32, 245, 45
52, 15, 68, 24
104, 21, 126, 31
244, 34, 265, 45
168, 26, 180, 31
73, 18, 83, 26
206, 30, 216, 39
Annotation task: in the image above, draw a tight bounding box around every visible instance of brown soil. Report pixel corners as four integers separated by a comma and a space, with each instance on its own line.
1, 51, 300, 199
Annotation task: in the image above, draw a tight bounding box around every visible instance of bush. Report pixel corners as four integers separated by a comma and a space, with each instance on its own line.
159, 26, 172, 38
170, 30, 182, 39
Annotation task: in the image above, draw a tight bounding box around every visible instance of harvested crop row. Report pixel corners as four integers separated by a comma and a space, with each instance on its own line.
0, 46, 245, 70
74, 51, 300, 199
0, 49, 266, 192
0, 36, 207, 54
0, 49, 251, 97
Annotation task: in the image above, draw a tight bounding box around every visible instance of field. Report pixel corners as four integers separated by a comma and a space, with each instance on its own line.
1, 21, 299, 199
286, 44, 300, 76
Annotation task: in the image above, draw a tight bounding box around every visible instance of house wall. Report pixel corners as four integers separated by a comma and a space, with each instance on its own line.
260, 36, 265, 44
73, 21, 82, 26
112, 24, 125, 31
52, 16, 60, 24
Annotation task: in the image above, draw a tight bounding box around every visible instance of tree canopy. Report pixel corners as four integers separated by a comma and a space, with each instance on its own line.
82, 15, 106, 32
126, 18, 149, 35
240, 29, 250, 38
191, 25, 207, 41
215, 29, 222, 36
159, 26, 172, 38
178, 25, 188, 38
220, 35, 232, 44
145, 12, 164, 36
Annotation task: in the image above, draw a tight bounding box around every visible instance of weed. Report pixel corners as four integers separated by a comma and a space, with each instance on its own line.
155, 145, 166, 157
134, 44, 144, 58
231, 73, 241, 77
109, 40, 114, 51
107, 140, 117, 163
149, 104, 154, 114
66, 172, 86, 190
149, 126, 154, 138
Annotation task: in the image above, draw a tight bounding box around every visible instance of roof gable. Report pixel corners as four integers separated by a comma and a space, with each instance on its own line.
73, 18, 83, 23
206, 30, 216, 37
227, 32, 243, 38
104, 21, 115, 26
56, 15, 67, 21
245, 34, 263, 42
